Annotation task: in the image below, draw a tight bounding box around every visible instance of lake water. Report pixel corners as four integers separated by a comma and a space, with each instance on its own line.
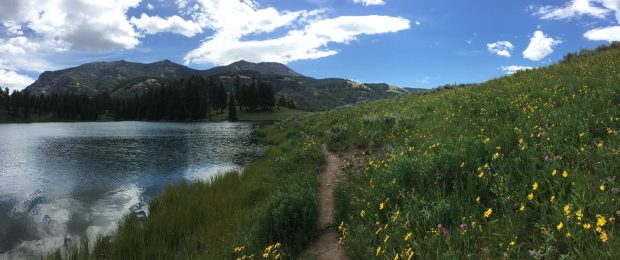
0, 122, 265, 258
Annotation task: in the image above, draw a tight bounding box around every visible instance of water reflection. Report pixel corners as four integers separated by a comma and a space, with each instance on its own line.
0, 122, 265, 258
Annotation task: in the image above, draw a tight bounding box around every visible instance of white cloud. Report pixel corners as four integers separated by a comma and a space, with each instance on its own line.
185, 15, 410, 65
190, 0, 307, 40
131, 14, 203, 37
523, 31, 561, 61
487, 41, 514, 57
183, 0, 410, 65
0, 69, 35, 91
353, 0, 386, 6
147, 3, 154, 10
0, 0, 142, 52
535, 0, 620, 22
584, 25, 620, 41
500, 65, 534, 75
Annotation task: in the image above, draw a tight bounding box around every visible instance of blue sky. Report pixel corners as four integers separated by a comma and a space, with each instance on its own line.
1, 0, 619, 90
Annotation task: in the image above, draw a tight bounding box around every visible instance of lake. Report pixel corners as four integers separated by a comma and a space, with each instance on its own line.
0, 122, 265, 258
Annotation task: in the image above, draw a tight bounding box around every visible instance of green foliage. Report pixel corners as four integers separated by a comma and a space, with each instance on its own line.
257, 189, 319, 255
295, 42, 620, 258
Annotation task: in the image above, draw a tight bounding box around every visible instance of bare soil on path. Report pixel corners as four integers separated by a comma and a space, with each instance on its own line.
308, 147, 349, 260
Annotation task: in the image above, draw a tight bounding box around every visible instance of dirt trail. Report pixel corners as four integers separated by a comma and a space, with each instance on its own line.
309, 147, 348, 260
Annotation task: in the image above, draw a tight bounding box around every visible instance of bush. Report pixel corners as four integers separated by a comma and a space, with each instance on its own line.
257, 188, 319, 255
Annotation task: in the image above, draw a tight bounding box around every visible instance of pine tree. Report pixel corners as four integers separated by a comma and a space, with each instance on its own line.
228, 93, 238, 121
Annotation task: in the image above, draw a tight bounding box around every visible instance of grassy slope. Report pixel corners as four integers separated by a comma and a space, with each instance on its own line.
302, 46, 619, 258
49, 44, 618, 259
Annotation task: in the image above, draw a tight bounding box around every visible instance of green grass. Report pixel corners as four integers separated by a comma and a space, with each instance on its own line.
210, 107, 310, 122
46, 43, 619, 259
300, 44, 620, 258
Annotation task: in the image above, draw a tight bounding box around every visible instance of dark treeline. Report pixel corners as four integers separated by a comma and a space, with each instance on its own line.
0, 75, 281, 122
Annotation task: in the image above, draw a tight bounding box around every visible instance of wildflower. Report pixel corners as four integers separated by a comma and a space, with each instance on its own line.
404, 232, 413, 241
599, 185, 606, 191
566, 232, 572, 239
519, 204, 525, 212
460, 162, 465, 168
509, 240, 516, 247
437, 224, 449, 235
575, 210, 583, 221
234, 246, 245, 253
597, 143, 604, 149
391, 210, 400, 222
550, 195, 555, 202
527, 193, 534, 201
379, 202, 385, 210
563, 204, 571, 216
478, 171, 484, 178
583, 223, 591, 230
484, 208, 493, 218
552, 169, 557, 176
376, 246, 382, 256
384, 235, 390, 243
600, 231, 608, 242
393, 253, 399, 260
579, 132, 585, 138
492, 152, 500, 160
557, 222, 564, 231
459, 223, 468, 231
406, 248, 414, 260
360, 209, 366, 218
562, 170, 568, 178
532, 182, 538, 190
597, 214, 606, 227
476, 196, 480, 204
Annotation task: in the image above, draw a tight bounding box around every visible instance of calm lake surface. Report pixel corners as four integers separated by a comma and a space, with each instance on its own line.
0, 122, 265, 258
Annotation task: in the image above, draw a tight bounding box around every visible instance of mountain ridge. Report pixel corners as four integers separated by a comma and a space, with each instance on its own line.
25, 59, 409, 111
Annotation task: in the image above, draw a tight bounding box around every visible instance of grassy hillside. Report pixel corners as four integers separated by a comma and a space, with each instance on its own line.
303, 44, 620, 258
49, 43, 619, 259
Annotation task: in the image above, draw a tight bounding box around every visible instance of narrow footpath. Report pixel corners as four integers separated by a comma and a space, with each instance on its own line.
309, 147, 348, 260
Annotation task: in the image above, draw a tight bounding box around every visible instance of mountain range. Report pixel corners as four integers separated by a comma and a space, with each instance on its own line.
24, 60, 413, 111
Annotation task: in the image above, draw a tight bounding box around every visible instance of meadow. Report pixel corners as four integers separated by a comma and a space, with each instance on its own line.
48, 43, 618, 259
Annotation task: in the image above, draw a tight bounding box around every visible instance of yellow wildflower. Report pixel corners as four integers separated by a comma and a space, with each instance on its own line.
597, 214, 606, 227
563, 204, 571, 216
596, 226, 602, 233
519, 204, 525, 212
406, 248, 414, 260
360, 209, 366, 218
509, 240, 515, 246
576, 210, 583, 221
478, 171, 484, 178
393, 253, 399, 260
552, 169, 557, 176
583, 223, 591, 230
376, 246, 382, 256
404, 232, 412, 241
460, 162, 465, 168
527, 193, 534, 201
476, 196, 480, 204
566, 232, 572, 239
599, 185, 606, 191
597, 143, 603, 149
532, 182, 538, 190
484, 208, 493, 218
384, 235, 390, 243
550, 195, 555, 202
557, 222, 564, 231
562, 170, 568, 178
600, 232, 608, 242
379, 202, 385, 210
